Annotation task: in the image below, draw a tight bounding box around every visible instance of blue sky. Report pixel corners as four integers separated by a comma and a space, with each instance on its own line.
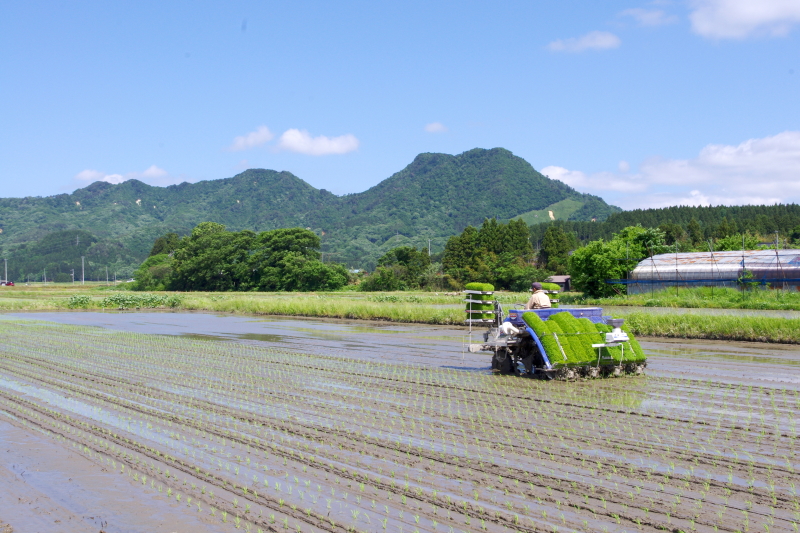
1, 0, 798, 209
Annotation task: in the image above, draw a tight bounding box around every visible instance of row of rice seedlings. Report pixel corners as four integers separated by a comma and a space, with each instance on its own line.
1, 318, 800, 528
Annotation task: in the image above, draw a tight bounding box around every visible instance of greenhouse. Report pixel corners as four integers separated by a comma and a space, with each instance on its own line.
619, 249, 800, 294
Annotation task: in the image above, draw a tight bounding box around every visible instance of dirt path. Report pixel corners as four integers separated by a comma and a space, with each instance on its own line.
0, 315, 798, 533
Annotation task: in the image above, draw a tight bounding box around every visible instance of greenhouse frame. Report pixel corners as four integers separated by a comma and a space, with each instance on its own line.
610, 249, 800, 294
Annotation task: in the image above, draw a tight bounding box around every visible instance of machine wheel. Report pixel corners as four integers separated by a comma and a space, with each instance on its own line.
492, 348, 513, 374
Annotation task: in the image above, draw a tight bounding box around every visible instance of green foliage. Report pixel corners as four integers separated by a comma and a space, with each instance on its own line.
132, 253, 173, 291
100, 293, 183, 310
166, 224, 347, 292
530, 204, 800, 250
0, 149, 619, 279
569, 225, 668, 298
362, 246, 432, 289
539, 225, 575, 274
359, 267, 408, 291
67, 295, 91, 308
2, 229, 138, 282
714, 232, 761, 251
563, 286, 800, 310
149, 232, 180, 256
443, 219, 543, 289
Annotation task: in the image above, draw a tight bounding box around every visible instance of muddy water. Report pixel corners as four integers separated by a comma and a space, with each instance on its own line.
11, 311, 483, 368
0, 417, 221, 533
2, 312, 799, 533
11, 311, 800, 389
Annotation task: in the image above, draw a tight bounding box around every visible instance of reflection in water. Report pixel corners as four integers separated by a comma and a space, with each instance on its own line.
5, 311, 800, 389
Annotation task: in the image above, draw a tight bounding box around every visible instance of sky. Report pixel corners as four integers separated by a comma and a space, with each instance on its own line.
1, 0, 799, 210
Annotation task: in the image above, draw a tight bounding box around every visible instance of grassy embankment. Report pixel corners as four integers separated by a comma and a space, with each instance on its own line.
561, 286, 800, 310
3, 283, 800, 343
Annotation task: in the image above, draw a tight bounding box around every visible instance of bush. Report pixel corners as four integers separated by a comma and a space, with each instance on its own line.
359, 267, 407, 291
67, 295, 91, 309
100, 293, 183, 310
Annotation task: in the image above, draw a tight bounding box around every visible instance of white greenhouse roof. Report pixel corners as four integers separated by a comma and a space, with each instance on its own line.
631, 249, 800, 281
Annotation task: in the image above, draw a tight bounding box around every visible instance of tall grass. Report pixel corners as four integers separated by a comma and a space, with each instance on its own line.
180, 294, 465, 324
3, 286, 800, 343
618, 310, 800, 343
561, 286, 800, 310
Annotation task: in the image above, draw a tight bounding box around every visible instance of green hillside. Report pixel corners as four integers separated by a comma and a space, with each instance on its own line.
528, 204, 800, 248
0, 148, 619, 280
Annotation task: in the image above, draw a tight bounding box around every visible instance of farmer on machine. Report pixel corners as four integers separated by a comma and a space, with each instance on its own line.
525, 282, 551, 309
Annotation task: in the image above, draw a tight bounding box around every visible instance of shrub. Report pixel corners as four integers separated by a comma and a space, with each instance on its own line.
100, 293, 183, 310
67, 295, 91, 309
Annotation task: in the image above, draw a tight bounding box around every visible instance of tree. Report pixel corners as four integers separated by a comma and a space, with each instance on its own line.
569, 225, 668, 297
132, 253, 173, 291
687, 218, 703, 247
358, 266, 407, 291
149, 233, 180, 256
375, 246, 431, 288
658, 223, 684, 246
539, 225, 572, 274
164, 223, 347, 292
714, 216, 737, 240
169, 228, 255, 291
714, 232, 761, 252
791, 225, 800, 244
442, 219, 536, 288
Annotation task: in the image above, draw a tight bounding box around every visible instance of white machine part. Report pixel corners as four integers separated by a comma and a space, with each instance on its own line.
604, 318, 629, 344
499, 322, 520, 336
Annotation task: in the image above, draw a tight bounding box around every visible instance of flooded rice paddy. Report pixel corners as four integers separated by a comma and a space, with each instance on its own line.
0, 311, 798, 533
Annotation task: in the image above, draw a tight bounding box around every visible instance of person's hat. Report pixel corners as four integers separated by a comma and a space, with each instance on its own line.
531, 282, 542, 291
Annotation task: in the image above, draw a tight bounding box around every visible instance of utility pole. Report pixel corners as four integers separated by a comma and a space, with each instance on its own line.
43, 268, 46, 285
106, 266, 109, 286
71, 269, 75, 284
428, 239, 431, 256
3, 258, 6, 283
81, 256, 85, 285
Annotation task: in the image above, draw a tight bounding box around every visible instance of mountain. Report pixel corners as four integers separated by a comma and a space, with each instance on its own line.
0, 148, 620, 280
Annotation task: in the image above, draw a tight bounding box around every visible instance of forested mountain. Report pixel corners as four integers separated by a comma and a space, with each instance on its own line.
0, 148, 617, 280
529, 204, 800, 248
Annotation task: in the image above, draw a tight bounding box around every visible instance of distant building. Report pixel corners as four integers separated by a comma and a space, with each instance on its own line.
545, 275, 571, 292
625, 249, 800, 294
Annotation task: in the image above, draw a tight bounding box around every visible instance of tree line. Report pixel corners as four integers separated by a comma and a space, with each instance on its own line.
133, 223, 348, 292
529, 203, 800, 248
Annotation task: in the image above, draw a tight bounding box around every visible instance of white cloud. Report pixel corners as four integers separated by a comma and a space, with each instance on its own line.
544, 131, 800, 209
618, 160, 630, 172
547, 31, 621, 52
75, 169, 126, 184
689, 0, 800, 38
75, 169, 105, 182
74, 165, 188, 187
619, 8, 678, 26
277, 129, 359, 156
424, 122, 448, 133
101, 174, 126, 184
227, 125, 274, 151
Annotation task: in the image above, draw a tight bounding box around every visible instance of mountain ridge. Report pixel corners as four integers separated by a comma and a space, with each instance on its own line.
0, 148, 620, 279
